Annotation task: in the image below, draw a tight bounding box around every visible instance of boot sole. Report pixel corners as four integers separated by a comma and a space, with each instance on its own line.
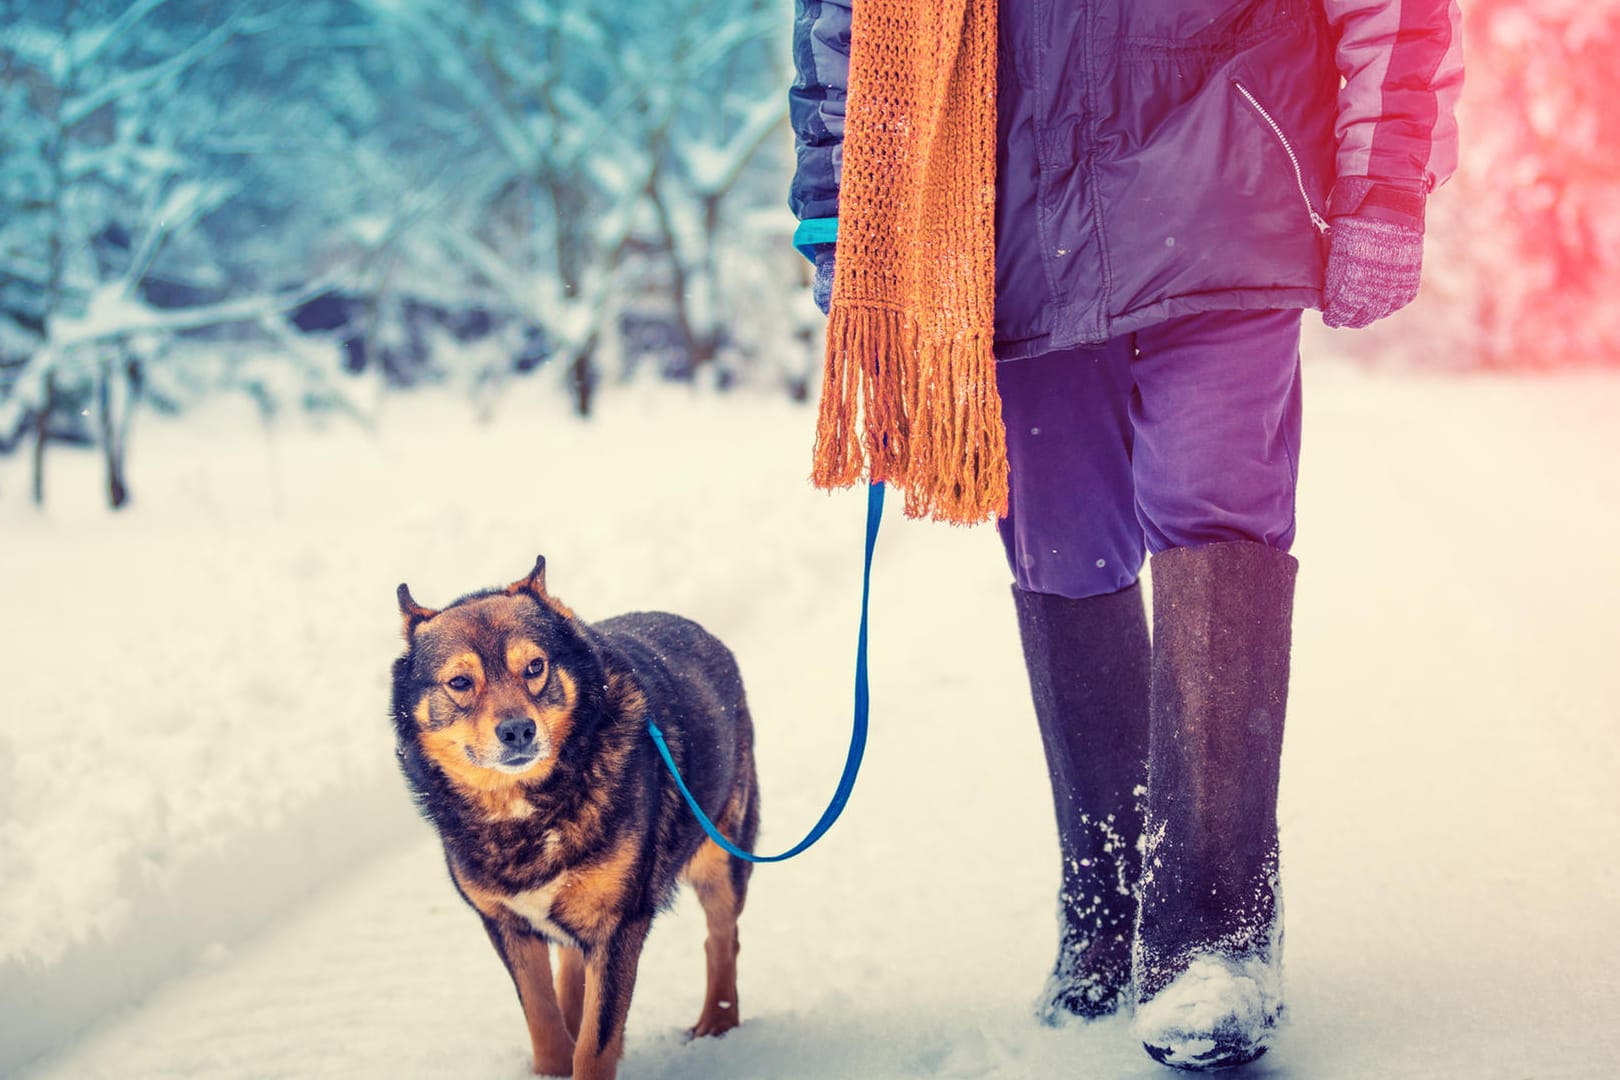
1144, 1038, 1268, 1072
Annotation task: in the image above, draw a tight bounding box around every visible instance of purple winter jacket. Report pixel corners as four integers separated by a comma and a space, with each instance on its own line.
789, 0, 1463, 357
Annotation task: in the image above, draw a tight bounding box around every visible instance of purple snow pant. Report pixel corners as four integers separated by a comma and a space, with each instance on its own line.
997, 309, 1303, 599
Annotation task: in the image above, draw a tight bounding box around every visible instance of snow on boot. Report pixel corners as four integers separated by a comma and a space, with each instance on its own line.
1134, 953, 1284, 1071
1133, 542, 1296, 1070
1013, 583, 1150, 1023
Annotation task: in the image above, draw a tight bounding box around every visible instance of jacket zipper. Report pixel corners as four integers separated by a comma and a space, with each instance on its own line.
1232, 81, 1330, 235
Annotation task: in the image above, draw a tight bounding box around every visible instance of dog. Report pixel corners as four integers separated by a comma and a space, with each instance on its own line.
391, 557, 759, 1079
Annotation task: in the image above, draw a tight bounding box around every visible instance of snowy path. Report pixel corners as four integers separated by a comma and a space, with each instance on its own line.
8, 366, 1620, 1078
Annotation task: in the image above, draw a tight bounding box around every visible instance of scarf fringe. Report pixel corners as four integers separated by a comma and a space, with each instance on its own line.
812, 302, 1008, 526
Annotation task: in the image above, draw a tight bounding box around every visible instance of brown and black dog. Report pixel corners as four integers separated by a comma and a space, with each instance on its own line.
391, 557, 759, 1079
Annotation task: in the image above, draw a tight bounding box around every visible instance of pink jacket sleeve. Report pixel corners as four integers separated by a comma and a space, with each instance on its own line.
1325, 0, 1464, 191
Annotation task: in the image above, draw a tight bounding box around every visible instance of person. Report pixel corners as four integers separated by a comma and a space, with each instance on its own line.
788, 0, 1462, 1070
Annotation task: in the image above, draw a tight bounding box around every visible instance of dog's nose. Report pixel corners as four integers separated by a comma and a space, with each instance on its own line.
496, 716, 537, 749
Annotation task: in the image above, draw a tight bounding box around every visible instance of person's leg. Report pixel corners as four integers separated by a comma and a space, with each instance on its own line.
1129, 308, 1303, 556
1126, 308, 1303, 1069
996, 343, 1150, 1021
999, 341, 1147, 599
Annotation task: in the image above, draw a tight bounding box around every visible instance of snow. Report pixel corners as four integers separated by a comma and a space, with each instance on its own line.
5, 360, 1620, 1078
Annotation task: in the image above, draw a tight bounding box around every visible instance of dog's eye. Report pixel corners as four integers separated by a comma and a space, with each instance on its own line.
524, 658, 547, 680
446, 675, 474, 693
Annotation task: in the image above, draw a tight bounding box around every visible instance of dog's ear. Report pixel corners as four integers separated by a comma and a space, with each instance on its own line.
506, 555, 548, 599
397, 583, 438, 637
507, 555, 578, 621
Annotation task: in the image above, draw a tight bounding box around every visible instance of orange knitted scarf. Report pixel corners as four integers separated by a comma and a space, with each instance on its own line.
810, 0, 1007, 526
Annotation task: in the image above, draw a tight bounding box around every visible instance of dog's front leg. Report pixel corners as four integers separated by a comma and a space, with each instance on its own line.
573, 918, 651, 1080
494, 921, 577, 1076
555, 945, 586, 1039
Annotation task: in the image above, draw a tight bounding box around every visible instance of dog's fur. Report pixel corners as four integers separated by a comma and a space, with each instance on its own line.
391, 558, 759, 1079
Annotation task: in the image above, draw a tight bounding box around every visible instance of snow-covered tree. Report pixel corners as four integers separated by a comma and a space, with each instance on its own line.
357, 0, 801, 414
1345, 2, 1620, 369
344, 0, 639, 416
631, 0, 794, 385
2, 0, 811, 510
0, 0, 392, 507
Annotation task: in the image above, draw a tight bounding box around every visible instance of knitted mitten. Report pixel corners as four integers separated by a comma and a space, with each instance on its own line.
1321, 178, 1427, 330
812, 248, 836, 315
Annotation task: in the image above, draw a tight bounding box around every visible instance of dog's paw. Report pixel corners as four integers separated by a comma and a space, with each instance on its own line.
687, 999, 740, 1040
530, 1052, 574, 1077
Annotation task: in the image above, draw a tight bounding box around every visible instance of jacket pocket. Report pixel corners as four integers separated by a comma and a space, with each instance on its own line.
1232, 80, 1329, 235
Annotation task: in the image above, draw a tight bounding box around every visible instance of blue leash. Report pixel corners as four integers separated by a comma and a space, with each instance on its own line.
648, 480, 884, 863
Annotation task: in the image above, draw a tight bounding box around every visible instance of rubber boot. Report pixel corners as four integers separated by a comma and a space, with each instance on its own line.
1012, 583, 1150, 1023
1133, 542, 1297, 1071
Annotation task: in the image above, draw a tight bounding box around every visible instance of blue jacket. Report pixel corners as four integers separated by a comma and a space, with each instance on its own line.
789, 0, 1463, 357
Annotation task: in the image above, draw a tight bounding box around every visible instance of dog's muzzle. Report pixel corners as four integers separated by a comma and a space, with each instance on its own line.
491, 715, 551, 773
